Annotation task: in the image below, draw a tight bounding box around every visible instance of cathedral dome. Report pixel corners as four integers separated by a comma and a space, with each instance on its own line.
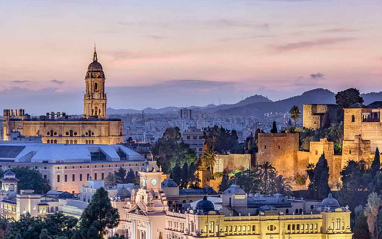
196, 196, 215, 213
321, 193, 340, 210
88, 61, 103, 72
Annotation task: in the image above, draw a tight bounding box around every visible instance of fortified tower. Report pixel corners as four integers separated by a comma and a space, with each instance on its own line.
83, 46, 107, 119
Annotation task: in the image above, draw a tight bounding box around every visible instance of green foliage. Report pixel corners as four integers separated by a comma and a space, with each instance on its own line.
299, 124, 343, 154
200, 146, 216, 174
289, 105, 301, 127
0, 167, 50, 194
181, 163, 189, 188
203, 126, 241, 154
335, 88, 364, 122
231, 162, 293, 196
296, 173, 307, 186
364, 192, 382, 238
353, 205, 370, 239
270, 121, 277, 133
105, 174, 117, 186
4, 212, 78, 239
79, 187, 120, 239
115, 167, 127, 184
170, 165, 182, 186
151, 127, 197, 173
126, 169, 136, 184
306, 154, 330, 200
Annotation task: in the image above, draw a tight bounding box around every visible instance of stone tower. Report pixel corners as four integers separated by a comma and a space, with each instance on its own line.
84, 46, 107, 119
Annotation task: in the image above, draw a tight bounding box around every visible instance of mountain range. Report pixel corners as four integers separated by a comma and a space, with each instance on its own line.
107, 88, 382, 117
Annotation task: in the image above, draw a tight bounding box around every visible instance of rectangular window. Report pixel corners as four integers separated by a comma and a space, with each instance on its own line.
80, 174, 82, 181
72, 174, 75, 182
94, 173, 97, 180
101, 173, 104, 180
64, 175, 67, 182
43, 175, 47, 180
87, 174, 90, 181
57, 175, 60, 183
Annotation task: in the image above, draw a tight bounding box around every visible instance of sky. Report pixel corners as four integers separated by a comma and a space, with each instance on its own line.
0, 0, 382, 114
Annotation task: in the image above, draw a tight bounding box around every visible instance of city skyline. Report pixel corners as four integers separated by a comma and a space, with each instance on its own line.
1, 0, 382, 113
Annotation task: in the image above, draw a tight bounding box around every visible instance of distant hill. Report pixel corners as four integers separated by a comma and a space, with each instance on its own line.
215, 88, 336, 116
107, 89, 382, 116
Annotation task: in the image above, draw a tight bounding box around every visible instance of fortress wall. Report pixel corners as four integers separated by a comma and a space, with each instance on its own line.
213, 154, 252, 174
257, 133, 299, 179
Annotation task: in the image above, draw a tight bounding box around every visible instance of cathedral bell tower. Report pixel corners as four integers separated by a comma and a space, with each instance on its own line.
83, 46, 107, 119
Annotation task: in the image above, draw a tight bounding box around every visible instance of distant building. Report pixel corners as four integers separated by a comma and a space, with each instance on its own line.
2, 49, 124, 145
182, 127, 204, 157
179, 108, 192, 120
0, 143, 156, 193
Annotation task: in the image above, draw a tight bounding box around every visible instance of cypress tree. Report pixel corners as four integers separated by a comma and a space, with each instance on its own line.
371, 148, 380, 175
181, 163, 189, 188
171, 165, 182, 186
270, 121, 277, 133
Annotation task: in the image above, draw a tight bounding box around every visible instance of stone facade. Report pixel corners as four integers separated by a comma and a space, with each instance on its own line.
303, 104, 338, 130
344, 106, 382, 152
213, 154, 252, 174
342, 135, 373, 168
2, 49, 124, 145
257, 133, 299, 179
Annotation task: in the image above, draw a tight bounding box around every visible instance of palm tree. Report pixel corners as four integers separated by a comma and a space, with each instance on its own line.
201, 147, 217, 175
364, 192, 382, 239
289, 105, 301, 127
274, 175, 293, 196
258, 162, 276, 195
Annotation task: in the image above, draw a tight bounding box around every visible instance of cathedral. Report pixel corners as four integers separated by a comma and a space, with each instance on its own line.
3, 48, 124, 145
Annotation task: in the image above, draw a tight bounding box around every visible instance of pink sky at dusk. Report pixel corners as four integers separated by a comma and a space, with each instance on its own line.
0, 0, 382, 113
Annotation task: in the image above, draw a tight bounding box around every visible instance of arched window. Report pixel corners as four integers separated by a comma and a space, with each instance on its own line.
94, 82, 98, 92
351, 115, 355, 122
54, 140, 57, 144
336, 219, 341, 230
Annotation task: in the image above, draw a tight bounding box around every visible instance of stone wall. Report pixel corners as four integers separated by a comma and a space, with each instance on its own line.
342, 135, 373, 168
213, 154, 252, 174
257, 133, 299, 179
344, 108, 382, 152
303, 104, 337, 130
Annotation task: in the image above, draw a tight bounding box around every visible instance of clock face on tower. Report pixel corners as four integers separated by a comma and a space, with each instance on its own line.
151, 178, 157, 186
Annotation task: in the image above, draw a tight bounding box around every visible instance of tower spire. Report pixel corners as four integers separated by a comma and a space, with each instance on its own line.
93, 44, 98, 62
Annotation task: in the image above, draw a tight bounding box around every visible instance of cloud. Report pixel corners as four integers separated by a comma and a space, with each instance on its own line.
11, 80, 29, 84
50, 80, 64, 85
270, 37, 354, 51
310, 73, 325, 80
322, 28, 356, 33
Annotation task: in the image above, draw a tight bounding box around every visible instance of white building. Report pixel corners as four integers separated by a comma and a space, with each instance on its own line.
0, 143, 156, 193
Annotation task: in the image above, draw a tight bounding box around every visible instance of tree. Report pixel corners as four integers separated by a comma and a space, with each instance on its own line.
4, 212, 78, 239
354, 205, 371, 239
219, 170, 230, 192
289, 105, 301, 127
307, 154, 330, 200
0, 168, 50, 194
258, 162, 276, 195
151, 127, 197, 173
270, 121, 277, 133
126, 169, 136, 184
274, 175, 293, 196
335, 88, 364, 122
372, 148, 381, 175
105, 174, 117, 186
203, 126, 240, 154
170, 165, 182, 186
79, 187, 120, 239
200, 147, 216, 174
108, 234, 126, 239
188, 162, 196, 186
115, 167, 127, 184
364, 192, 382, 239
181, 163, 189, 188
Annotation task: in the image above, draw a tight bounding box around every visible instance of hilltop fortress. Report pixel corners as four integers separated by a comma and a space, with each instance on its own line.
2, 49, 124, 145
257, 102, 382, 187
